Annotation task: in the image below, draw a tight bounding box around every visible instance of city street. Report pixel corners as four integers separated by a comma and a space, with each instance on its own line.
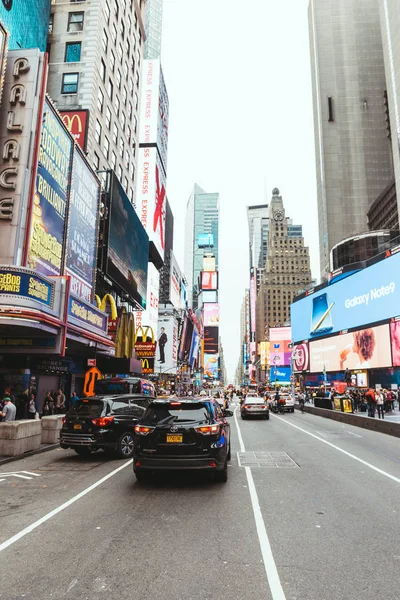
1, 402, 400, 600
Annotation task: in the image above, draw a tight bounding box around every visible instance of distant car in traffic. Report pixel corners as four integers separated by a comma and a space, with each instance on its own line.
133, 397, 232, 483
240, 397, 270, 420
270, 393, 295, 413
60, 393, 154, 458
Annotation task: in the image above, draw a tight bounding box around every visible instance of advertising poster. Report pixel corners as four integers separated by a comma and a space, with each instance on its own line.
65, 150, 100, 301
204, 353, 219, 379
107, 174, 148, 308
204, 326, 218, 354
245, 290, 250, 345
201, 271, 218, 291
202, 291, 218, 303
310, 324, 392, 373
203, 255, 216, 271
189, 330, 200, 367
259, 341, 270, 368
390, 320, 400, 367
27, 101, 73, 277
204, 303, 220, 327
293, 342, 310, 372
135, 263, 159, 332
198, 233, 214, 248
270, 327, 292, 367
155, 315, 178, 375
170, 250, 182, 309
250, 268, 256, 334
269, 366, 291, 384
60, 110, 89, 151
291, 252, 400, 343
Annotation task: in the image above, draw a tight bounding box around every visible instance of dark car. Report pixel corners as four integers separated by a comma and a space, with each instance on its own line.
133, 398, 232, 483
60, 394, 153, 458
241, 396, 270, 419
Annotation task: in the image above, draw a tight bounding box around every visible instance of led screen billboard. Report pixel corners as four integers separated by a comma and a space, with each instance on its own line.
291, 252, 400, 343
204, 326, 218, 354
178, 317, 194, 362
201, 271, 218, 291
0, 0, 50, 51
269, 366, 291, 384
198, 233, 214, 248
293, 342, 310, 372
309, 324, 392, 373
390, 320, 400, 367
60, 110, 89, 151
270, 327, 292, 367
107, 173, 148, 308
204, 303, 220, 327
204, 353, 219, 379
250, 268, 256, 334
201, 291, 217, 304
27, 100, 73, 277
189, 330, 200, 367
135, 263, 159, 331
65, 150, 100, 302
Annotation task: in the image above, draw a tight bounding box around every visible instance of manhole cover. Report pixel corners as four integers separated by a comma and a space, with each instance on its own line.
237, 452, 298, 468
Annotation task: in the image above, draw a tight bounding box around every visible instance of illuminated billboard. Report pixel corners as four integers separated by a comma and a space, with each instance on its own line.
0, 0, 50, 51
390, 320, 400, 367
204, 326, 218, 354
203, 254, 216, 271
204, 303, 220, 327
201, 290, 217, 303
135, 263, 159, 331
293, 342, 310, 372
59, 110, 89, 151
201, 271, 218, 291
270, 327, 292, 367
204, 353, 219, 379
198, 233, 214, 248
291, 252, 400, 342
269, 366, 291, 384
27, 100, 73, 277
309, 324, 392, 372
155, 314, 178, 375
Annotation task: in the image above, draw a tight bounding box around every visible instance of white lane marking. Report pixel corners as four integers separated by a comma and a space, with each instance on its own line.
0, 474, 33, 481
275, 416, 400, 486
234, 408, 286, 600
345, 430, 362, 438
0, 459, 133, 553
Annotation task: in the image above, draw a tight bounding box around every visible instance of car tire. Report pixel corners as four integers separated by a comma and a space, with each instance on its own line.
265, 414, 270, 420
241, 414, 246, 420
291, 408, 295, 413
215, 463, 228, 483
115, 432, 134, 458
74, 447, 92, 457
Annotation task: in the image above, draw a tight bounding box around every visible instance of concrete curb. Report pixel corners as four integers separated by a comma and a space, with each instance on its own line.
0, 443, 60, 467
297, 405, 400, 438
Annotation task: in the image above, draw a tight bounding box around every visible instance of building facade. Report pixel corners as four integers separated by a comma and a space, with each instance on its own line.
256, 189, 312, 345
309, 0, 394, 280
0, 0, 51, 51
144, 0, 163, 59
247, 204, 269, 293
184, 184, 219, 310
47, 0, 146, 203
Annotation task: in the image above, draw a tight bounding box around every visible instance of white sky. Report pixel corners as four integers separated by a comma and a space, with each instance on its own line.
161, 0, 320, 381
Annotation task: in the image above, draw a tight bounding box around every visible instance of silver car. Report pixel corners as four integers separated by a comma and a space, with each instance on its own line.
241, 397, 270, 420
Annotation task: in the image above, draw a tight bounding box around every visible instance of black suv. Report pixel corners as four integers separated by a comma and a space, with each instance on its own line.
133, 398, 232, 482
61, 394, 152, 458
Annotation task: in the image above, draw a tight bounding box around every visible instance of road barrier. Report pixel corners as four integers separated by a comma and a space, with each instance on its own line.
41, 415, 65, 444
0, 420, 42, 456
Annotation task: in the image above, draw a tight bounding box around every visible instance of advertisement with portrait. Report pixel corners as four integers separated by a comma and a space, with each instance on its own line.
201, 271, 218, 291
27, 100, 73, 277
189, 330, 200, 367
170, 250, 182, 309
309, 324, 392, 373
204, 353, 219, 379
390, 319, 400, 367
135, 263, 159, 332
59, 110, 89, 151
155, 315, 178, 375
107, 173, 148, 309
65, 149, 100, 301
291, 252, 400, 343
204, 303, 220, 327
136, 146, 166, 262
293, 342, 310, 372
181, 279, 187, 309
204, 326, 219, 355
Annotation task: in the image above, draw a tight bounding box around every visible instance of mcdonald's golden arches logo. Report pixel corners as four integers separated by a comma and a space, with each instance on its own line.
59, 110, 88, 151
134, 326, 157, 358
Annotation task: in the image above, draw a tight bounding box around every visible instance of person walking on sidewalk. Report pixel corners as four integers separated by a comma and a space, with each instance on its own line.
55, 388, 66, 414
365, 387, 376, 418
28, 393, 37, 419
376, 390, 385, 419
0, 397, 16, 421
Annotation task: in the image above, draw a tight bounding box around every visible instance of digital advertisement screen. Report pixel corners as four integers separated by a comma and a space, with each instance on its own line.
107, 174, 149, 308
291, 252, 400, 342
390, 320, 400, 367
204, 326, 218, 354
293, 342, 310, 372
204, 353, 219, 379
65, 150, 100, 302
169, 251, 182, 309
309, 324, 392, 373
155, 315, 178, 374
201, 290, 218, 304
201, 271, 218, 291
269, 366, 291, 384
27, 101, 73, 277
60, 111, 89, 151
270, 327, 292, 367
204, 303, 220, 327
189, 331, 200, 367
198, 233, 214, 248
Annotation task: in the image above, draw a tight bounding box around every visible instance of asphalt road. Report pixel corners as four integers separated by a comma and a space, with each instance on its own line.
2, 400, 400, 599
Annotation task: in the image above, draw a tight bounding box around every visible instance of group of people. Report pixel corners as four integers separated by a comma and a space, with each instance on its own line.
356, 387, 398, 419
0, 388, 80, 422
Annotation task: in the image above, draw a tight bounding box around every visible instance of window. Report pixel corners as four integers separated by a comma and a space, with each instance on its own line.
113, 123, 118, 144
103, 135, 110, 159
112, 23, 117, 45
114, 96, 120, 116
119, 137, 124, 157
102, 30, 108, 53
125, 149, 129, 167
128, 187, 133, 203
65, 41, 81, 63
111, 151, 116, 170
127, 15, 131, 34
49, 13, 54, 34
104, 1, 110, 23
120, 21, 125, 39
116, 69, 121, 90
97, 88, 104, 112
120, 111, 125, 129
128, 77, 133, 94
110, 51, 115, 72
107, 78, 113, 99
93, 153, 100, 170
122, 86, 127, 106
61, 72, 79, 94
130, 162, 134, 178
117, 164, 122, 180
95, 119, 102, 144
105, 106, 111, 130
133, 115, 137, 133
100, 59, 106, 82
114, 0, 119, 19
68, 12, 84, 32
128, 102, 132, 119
131, 57, 135, 74
124, 176, 128, 192
127, 124, 131, 144
123, 60, 128, 78
118, 43, 123, 63
126, 40, 130, 57
135, 70, 139, 88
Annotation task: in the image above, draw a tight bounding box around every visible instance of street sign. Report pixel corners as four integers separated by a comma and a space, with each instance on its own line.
83, 367, 101, 397
87, 358, 96, 367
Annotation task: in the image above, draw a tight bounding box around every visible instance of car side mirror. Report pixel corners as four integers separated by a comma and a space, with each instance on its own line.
224, 409, 233, 417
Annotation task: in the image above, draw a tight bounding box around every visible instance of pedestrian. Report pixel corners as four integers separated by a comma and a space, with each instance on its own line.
0, 396, 17, 421
45, 391, 55, 415
55, 388, 66, 414
376, 390, 385, 419
352, 390, 359, 413
365, 387, 376, 418
27, 393, 37, 419
70, 391, 80, 410
42, 396, 52, 416
387, 390, 394, 413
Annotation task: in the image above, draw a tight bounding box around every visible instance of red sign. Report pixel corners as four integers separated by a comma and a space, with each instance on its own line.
134, 341, 157, 358
59, 110, 89, 151
87, 358, 96, 367
201, 271, 218, 291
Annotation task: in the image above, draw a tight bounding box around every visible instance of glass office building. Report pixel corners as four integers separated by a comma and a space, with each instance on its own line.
0, 0, 51, 51
144, 0, 163, 59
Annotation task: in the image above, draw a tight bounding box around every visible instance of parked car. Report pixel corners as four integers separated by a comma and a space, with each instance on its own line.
60, 394, 153, 458
133, 397, 232, 483
241, 397, 269, 419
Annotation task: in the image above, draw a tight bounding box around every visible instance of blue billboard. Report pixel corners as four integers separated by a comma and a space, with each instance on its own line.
198, 233, 214, 248
291, 252, 400, 343
0, 0, 51, 51
269, 366, 291, 384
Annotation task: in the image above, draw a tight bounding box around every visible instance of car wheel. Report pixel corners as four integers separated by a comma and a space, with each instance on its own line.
241, 414, 246, 420
215, 463, 228, 483
74, 447, 92, 457
265, 414, 270, 420
116, 432, 134, 458
291, 408, 295, 413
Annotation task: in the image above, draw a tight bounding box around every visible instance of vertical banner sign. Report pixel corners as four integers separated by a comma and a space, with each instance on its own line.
27, 100, 73, 276
250, 268, 256, 335
135, 262, 159, 331
65, 150, 100, 302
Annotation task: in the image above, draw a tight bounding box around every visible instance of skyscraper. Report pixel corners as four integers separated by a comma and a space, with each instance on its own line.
309, 0, 394, 280
256, 189, 312, 345
144, 0, 163, 59
184, 184, 219, 309
247, 205, 269, 294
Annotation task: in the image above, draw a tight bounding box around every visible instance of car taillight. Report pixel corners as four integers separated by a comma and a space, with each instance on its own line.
134, 425, 154, 435
244, 405, 251, 409
62, 417, 66, 425
92, 416, 114, 427
195, 424, 219, 435
170, 402, 181, 406
261, 405, 267, 409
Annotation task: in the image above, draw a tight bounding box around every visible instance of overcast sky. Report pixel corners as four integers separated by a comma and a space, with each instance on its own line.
161, 0, 319, 382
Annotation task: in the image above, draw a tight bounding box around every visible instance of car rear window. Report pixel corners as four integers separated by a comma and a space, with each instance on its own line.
73, 400, 106, 416
142, 403, 211, 425
245, 398, 264, 404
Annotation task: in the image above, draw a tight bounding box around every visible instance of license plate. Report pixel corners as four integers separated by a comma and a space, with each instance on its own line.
166, 434, 183, 443
74, 424, 82, 430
